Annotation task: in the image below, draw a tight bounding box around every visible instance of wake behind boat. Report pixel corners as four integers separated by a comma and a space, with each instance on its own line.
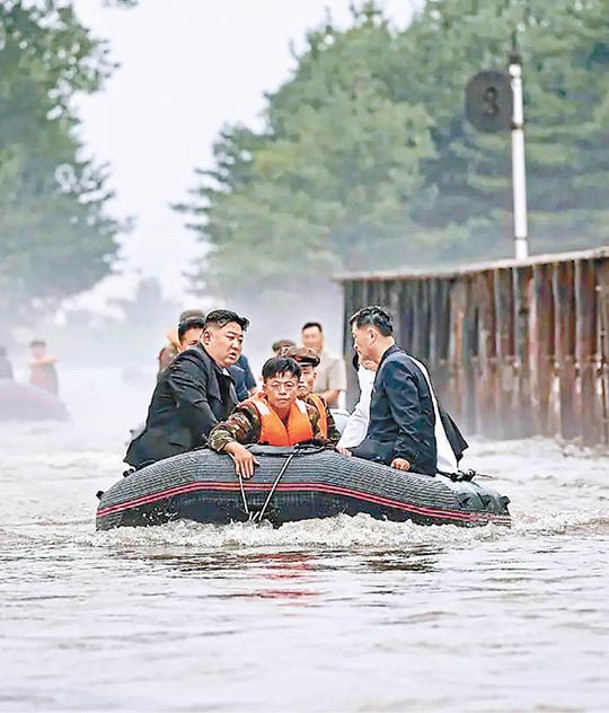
96, 445, 511, 530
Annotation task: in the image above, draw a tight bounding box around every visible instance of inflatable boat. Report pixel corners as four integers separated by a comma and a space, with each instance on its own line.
96, 445, 510, 530
0, 380, 69, 421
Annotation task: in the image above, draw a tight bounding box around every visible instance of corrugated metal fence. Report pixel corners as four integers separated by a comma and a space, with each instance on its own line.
336, 247, 609, 447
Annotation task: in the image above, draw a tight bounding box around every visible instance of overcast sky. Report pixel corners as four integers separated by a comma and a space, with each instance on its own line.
72, 0, 420, 309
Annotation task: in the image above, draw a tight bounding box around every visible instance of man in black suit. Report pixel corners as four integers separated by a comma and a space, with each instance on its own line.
339, 306, 463, 476
125, 309, 249, 469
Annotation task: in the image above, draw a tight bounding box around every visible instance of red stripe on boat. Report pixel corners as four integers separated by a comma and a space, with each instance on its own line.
96, 480, 507, 525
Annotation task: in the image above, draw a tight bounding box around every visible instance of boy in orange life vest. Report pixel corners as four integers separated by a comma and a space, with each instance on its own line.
282, 346, 341, 446
208, 356, 326, 479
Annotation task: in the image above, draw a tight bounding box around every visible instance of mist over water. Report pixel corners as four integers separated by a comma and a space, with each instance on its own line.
1, 368, 608, 711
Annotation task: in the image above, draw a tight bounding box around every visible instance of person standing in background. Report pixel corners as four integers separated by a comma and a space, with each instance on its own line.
301, 321, 346, 408
29, 340, 59, 395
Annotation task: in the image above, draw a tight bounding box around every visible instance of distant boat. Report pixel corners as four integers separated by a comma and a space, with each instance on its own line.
0, 380, 69, 422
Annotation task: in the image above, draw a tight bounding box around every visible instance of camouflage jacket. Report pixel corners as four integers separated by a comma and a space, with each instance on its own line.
302, 393, 341, 446
208, 399, 325, 451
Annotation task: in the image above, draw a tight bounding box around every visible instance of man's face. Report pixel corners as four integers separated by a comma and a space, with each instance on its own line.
263, 371, 299, 413
203, 322, 243, 367
31, 344, 46, 359
352, 325, 375, 362
302, 326, 323, 353
297, 364, 316, 398
179, 327, 204, 352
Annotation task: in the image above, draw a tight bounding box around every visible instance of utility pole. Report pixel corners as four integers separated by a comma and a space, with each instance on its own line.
465, 30, 531, 260
509, 35, 529, 260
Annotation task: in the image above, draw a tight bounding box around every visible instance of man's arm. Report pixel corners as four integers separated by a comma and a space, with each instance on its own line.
208, 405, 261, 479
324, 401, 341, 446
337, 396, 369, 448
208, 406, 260, 451
384, 361, 423, 469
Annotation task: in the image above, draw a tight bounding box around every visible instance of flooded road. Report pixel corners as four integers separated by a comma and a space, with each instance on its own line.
1, 370, 608, 711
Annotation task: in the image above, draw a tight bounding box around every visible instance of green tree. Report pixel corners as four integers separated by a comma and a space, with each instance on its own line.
180, 6, 436, 302
391, 0, 609, 257
179, 0, 609, 305
0, 1, 133, 326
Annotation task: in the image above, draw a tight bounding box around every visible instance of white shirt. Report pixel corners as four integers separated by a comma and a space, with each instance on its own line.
338, 355, 460, 472
337, 367, 375, 449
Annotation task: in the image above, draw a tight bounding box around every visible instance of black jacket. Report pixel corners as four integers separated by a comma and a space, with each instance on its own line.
351, 345, 437, 475
125, 344, 238, 469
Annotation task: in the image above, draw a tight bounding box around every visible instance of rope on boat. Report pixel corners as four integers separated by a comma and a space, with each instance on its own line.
438, 469, 493, 482
251, 442, 327, 523
237, 470, 250, 516
251, 450, 298, 523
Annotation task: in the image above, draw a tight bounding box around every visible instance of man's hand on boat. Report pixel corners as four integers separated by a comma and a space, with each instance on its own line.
336, 447, 411, 471
223, 442, 260, 479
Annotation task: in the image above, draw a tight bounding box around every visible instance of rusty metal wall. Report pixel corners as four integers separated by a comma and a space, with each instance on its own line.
338, 248, 609, 446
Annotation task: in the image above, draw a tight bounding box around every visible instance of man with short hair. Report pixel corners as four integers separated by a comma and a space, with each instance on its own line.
345, 306, 436, 474
343, 306, 467, 476
158, 308, 205, 377
177, 315, 206, 351
209, 356, 325, 478
301, 321, 346, 408
125, 309, 249, 469
283, 346, 341, 445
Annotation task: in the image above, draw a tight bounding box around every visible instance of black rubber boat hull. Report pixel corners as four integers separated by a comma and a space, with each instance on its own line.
96, 447, 510, 530
0, 381, 69, 422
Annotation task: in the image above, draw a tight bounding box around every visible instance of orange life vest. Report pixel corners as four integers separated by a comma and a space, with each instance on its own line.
245, 394, 313, 446
307, 393, 328, 439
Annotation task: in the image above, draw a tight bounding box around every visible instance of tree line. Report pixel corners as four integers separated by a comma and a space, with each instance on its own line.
3, 0, 609, 333
0, 0, 134, 330
178, 0, 609, 306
